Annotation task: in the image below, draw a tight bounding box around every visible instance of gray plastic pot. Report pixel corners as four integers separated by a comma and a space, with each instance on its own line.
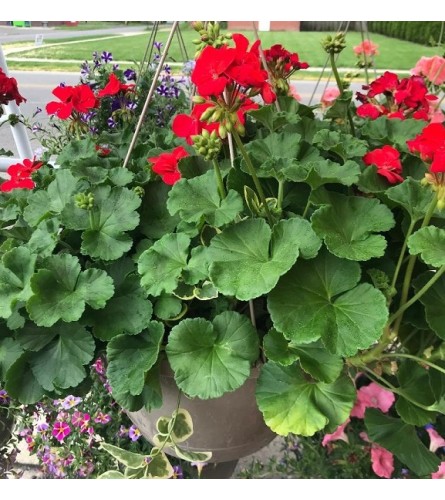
127, 361, 275, 465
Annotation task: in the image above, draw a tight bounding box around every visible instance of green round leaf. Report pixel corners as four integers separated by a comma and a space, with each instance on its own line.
209, 218, 321, 300
166, 311, 259, 399
138, 233, 190, 297
81, 185, 141, 261
29, 325, 95, 390
5, 353, 45, 404
386, 178, 436, 222
256, 362, 355, 436
0, 247, 36, 319
167, 170, 243, 227
27, 254, 114, 327
311, 191, 395, 261
414, 271, 445, 340
365, 409, 440, 476
107, 322, 164, 396
408, 226, 445, 267
268, 249, 388, 356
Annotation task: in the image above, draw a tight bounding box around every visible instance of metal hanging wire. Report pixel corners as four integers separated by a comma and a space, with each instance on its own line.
123, 21, 180, 170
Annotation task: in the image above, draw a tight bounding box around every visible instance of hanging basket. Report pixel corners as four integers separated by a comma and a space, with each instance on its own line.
127, 361, 276, 464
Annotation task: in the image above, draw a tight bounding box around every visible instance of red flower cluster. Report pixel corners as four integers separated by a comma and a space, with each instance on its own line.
172, 103, 220, 145
0, 158, 43, 192
356, 71, 437, 120
97, 73, 135, 98
264, 44, 309, 78
363, 145, 403, 184
148, 146, 189, 185
46, 84, 98, 119
0, 68, 26, 107
407, 123, 445, 173
191, 33, 276, 104
172, 99, 258, 144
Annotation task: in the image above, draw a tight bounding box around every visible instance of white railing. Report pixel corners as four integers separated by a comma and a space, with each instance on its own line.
0, 43, 33, 172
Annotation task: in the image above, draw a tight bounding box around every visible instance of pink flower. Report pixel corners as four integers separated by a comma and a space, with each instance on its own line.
432, 462, 445, 479
351, 382, 395, 419
94, 412, 111, 424
52, 421, 71, 443
412, 56, 445, 86
288, 83, 301, 101
428, 101, 445, 124
370, 444, 394, 478
426, 426, 445, 453
322, 419, 350, 447
71, 411, 90, 431
353, 40, 379, 58
321, 87, 340, 108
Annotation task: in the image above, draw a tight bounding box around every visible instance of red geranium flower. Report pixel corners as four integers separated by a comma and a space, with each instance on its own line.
191, 45, 236, 97
0, 68, 26, 107
148, 146, 189, 185
97, 73, 135, 98
363, 145, 403, 184
0, 158, 43, 192
172, 103, 219, 145
407, 123, 445, 162
46, 84, 98, 119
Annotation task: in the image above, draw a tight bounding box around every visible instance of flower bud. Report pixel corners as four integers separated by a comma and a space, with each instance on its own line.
133, 186, 145, 198
192, 95, 207, 104
192, 21, 205, 32
218, 123, 228, 139
200, 107, 215, 122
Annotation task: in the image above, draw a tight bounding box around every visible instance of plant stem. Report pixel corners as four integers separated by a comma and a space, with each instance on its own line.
248, 300, 257, 328
277, 179, 284, 211
232, 130, 274, 225
359, 365, 432, 411
302, 195, 312, 219
381, 352, 445, 376
390, 219, 416, 293
212, 158, 226, 199
392, 192, 439, 333
389, 265, 445, 325
329, 52, 356, 137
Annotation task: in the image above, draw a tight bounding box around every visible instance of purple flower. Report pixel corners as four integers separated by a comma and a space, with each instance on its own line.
61, 395, 82, 410
182, 59, 195, 76
112, 64, 119, 71
0, 389, 10, 405
118, 425, 128, 438
163, 64, 171, 74
89, 126, 99, 134
124, 68, 136, 81
36, 422, 49, 433
126, 101, 137, 111
128, 425, 141, 442
153, 41, 163, 51
156, 85, 169, 96
101, 51, 113, 63
172, 465, 184, 479
107, 116, 117, 128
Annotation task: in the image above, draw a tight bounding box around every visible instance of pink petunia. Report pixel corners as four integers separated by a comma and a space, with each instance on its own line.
432, 462, 445, 479
351, 382, 395, 419
426, 426, 445, 453
370, 444, 394, 479
322, 419, 350, 447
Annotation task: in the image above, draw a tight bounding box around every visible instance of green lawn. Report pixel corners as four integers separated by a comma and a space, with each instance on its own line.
7, 29, 444, 71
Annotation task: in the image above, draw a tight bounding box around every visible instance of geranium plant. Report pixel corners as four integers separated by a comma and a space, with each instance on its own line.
1, 24, 445, 479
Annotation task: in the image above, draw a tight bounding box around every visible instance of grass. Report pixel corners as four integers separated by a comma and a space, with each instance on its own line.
6, 28, 444, 72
